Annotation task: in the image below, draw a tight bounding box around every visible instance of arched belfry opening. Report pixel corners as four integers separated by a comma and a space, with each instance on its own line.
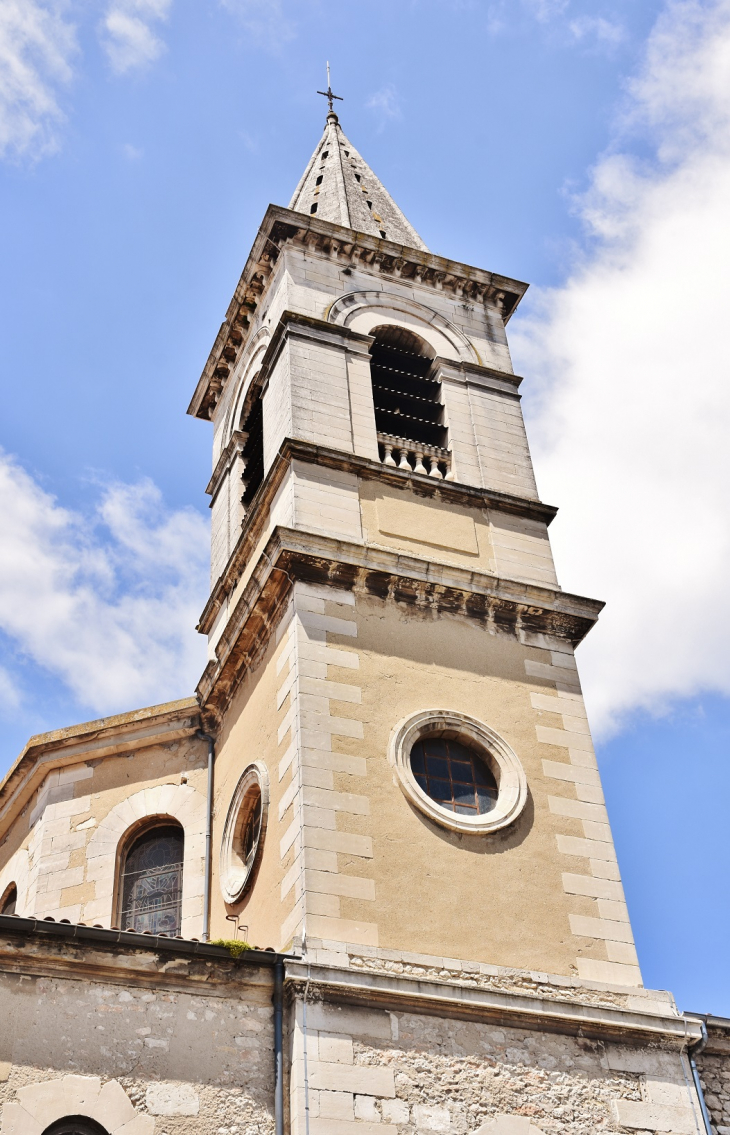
241, 377, 265, 508
369, 326, 448, 470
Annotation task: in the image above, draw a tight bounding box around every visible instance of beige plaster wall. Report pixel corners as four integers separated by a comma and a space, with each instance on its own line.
209, 624, 291, 949
288, 589, 638, 983
359, 479, 495, 574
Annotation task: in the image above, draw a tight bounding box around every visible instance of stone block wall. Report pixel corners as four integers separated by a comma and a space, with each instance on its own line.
288, 983, 703, 1135
0, 932, 276, 1135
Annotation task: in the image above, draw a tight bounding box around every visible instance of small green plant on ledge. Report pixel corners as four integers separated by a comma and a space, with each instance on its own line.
211, 938, 253, 958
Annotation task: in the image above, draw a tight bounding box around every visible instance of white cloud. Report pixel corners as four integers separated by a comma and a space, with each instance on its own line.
511, 0, 730, 737
0, 0, 76, 159
122, 141, 143, 159
569, 15, 624, 46
101, 0, 172, 74
220, 0, 295, 49
522, 0, 569, 22
0, 666, 21, 713
366, 84, 402, 130
0, 451, 208, 716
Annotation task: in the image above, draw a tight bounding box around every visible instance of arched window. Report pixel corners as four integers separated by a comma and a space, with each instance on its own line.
119, 823, 184, 936
1, 884, 17, 915
43, 1120, 109, 1135
369, 325, 446, 451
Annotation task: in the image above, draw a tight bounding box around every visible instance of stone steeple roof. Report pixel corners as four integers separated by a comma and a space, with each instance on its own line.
288, 112, 428, 251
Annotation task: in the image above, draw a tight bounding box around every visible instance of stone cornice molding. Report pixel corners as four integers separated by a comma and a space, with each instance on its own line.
0, 698, 200, 842
0, 914, 285, 993
285, 960, 700, 1049
187, 204, 529, 421
200, 437, 559, 635
435, 356, 524, 397
0, 915, 696, 1049
197, 524, 603, 725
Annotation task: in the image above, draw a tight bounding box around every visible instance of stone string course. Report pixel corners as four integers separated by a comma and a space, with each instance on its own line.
297, 938, 678, 1017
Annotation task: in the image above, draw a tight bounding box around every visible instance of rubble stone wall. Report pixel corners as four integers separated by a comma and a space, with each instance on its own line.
696, 1040, 730, 1135
0, 949, 276, 1135
291, 997, 703, 1135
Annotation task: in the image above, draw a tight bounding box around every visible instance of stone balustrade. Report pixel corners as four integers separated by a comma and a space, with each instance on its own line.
377, 432, 455, 480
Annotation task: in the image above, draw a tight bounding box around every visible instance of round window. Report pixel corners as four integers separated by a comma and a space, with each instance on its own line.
389, 711, 528, 835
220, 763, 269, 904
410, 736, 498, 817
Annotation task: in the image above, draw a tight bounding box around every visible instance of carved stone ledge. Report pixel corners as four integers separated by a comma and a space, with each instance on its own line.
198, 435, 560, 636
187, 205, 529, 422
197, 525, 603, 725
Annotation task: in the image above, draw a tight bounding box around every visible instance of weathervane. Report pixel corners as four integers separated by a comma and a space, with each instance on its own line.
317, 62, 343, 114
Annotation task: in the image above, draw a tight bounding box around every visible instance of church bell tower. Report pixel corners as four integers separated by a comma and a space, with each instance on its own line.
189, 107, 639, 992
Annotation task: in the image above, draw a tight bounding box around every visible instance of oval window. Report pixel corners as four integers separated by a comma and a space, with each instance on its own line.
220, 763, 269, 904
389, 710, 528, 835
410, 736, 498, 816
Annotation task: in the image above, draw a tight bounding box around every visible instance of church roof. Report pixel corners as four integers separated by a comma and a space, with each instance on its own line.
288, 111, 428, 251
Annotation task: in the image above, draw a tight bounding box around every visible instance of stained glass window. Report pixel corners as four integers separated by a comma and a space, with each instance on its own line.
1, 885, 17, 915
410, 736, 498, 816
241, 790, 262, 870
120, 824, 183, 936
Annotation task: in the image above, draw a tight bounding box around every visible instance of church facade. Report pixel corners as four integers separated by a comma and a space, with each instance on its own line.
0, 110, 725, 1135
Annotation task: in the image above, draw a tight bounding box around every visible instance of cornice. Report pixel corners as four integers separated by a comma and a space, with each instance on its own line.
436, 356, 524, 397
0, 916, 696, 1049
187, 204, 530, 422
0, 698, 200, 841
0, 915, 286, 994
285, 961, 699, 1048
199, 437, 559, 635
197, 524, 603, 727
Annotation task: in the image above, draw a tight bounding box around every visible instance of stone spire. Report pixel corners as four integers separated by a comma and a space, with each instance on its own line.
288, 112, 428, 251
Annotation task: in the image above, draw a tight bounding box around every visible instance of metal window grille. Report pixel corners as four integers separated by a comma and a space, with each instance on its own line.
411, 737, 498, 816
120, 827, 184, 936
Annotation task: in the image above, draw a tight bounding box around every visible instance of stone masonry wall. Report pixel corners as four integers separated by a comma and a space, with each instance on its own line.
289, 996, 703, 1135
0, 942, 276, 1135
696, 1043, 730, 1134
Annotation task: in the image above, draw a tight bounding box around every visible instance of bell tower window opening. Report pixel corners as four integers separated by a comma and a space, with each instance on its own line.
241, 384, 265, 508
119, 822, 184, 936
370, 325, 446, 451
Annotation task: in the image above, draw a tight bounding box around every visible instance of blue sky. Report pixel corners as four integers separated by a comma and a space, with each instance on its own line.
2, 0, 730, 1012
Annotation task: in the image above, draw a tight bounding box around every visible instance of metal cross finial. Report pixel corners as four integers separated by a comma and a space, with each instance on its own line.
317, 61, 343, 114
